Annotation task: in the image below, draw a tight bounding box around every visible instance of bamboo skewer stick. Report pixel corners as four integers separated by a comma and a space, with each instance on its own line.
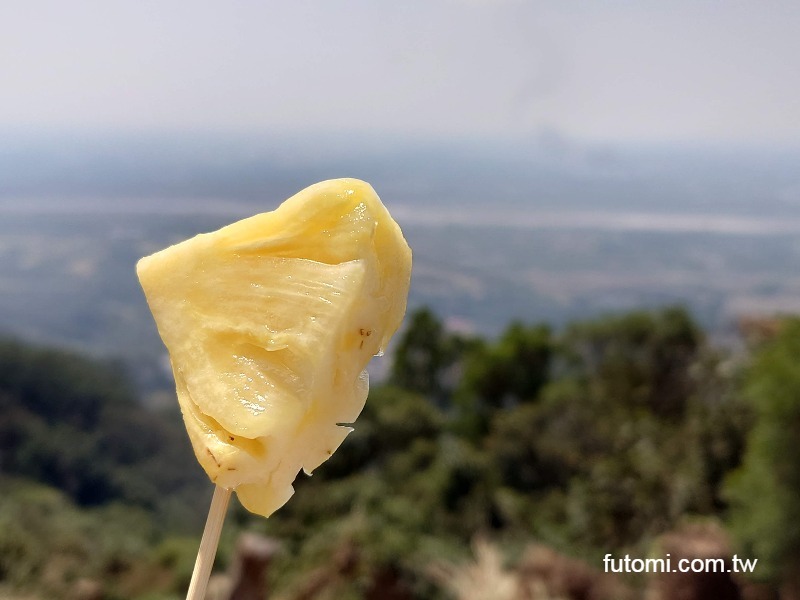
186, 485, 232, 600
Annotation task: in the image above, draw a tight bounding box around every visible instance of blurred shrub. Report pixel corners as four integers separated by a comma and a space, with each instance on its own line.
726, 317, 800, 583
0, 335, 208, 525
0, 305, 770, 597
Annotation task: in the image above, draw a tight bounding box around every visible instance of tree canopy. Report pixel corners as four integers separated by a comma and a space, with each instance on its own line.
2, 306, 796, 598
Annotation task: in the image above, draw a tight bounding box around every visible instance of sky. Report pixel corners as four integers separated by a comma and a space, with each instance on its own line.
1, 0, 799, 144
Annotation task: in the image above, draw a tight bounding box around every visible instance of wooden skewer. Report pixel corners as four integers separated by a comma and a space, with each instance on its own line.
186, 485, 232, 600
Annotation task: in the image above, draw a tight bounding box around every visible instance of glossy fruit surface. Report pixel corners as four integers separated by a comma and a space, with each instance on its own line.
137, 179, 412, 516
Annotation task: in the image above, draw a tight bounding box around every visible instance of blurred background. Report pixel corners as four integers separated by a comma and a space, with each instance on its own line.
1, 1, 800, 599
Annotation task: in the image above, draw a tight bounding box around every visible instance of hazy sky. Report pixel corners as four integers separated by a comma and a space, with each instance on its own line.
2, 0, 799, 143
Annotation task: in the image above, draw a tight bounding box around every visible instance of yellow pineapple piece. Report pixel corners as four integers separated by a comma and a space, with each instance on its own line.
137, 178, 412, 517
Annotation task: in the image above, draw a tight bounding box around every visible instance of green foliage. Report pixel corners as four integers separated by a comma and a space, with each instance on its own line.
726, 318, 800, 580
0, 477, 164, 597
389, 308, 471, 404
487, 391, 578, 495
0, 337, 134, 428
455, 321, 552, 440
256, 305, 755, 596
539, 307, 747, 549
462, 322, 552, 408
0, 336, 208, 524
561, 306, 702, 419
0, 305, 772, 597
454, 306, 747, 555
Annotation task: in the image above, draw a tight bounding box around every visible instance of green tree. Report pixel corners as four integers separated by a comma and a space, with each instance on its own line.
481, 307, 745, 549
389, 308, 470, 405
0, 336, 207, 522
726, 318, 800, 586
453, 321, 551, 441
561, 306, 702, 420
462, 322, 551, 409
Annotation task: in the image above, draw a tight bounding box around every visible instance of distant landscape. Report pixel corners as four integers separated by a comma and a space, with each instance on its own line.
3, 133, 800, 599
1, 133, 799, 391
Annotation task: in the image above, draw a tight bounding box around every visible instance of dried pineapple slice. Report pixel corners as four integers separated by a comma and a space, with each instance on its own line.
137, 179, 411, 517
